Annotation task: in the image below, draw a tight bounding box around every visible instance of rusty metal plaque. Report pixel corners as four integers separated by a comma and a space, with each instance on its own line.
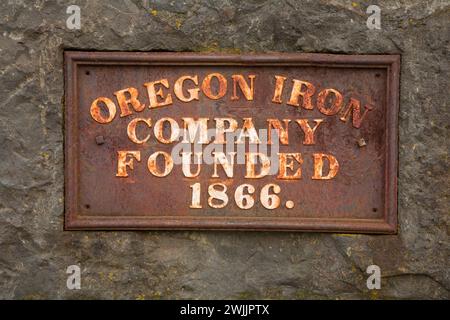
64, 52, 399, 233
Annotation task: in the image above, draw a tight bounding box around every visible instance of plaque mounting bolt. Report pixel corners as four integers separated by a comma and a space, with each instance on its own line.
357, 138, 367, 147
95, 135, 105, 145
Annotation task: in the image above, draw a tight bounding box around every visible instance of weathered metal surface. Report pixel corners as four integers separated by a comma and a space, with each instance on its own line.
64, 51, 399, 233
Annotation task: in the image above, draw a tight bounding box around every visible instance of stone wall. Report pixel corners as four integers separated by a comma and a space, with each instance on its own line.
0, 0, 448, 299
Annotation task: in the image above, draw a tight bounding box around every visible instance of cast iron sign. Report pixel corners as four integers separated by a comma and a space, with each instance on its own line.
64, 52, 399, 233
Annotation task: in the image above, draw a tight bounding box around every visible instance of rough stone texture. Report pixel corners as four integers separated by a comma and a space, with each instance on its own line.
0, 0, 448, 299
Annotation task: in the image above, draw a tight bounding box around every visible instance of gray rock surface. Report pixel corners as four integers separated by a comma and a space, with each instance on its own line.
0, 0, 448, 299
